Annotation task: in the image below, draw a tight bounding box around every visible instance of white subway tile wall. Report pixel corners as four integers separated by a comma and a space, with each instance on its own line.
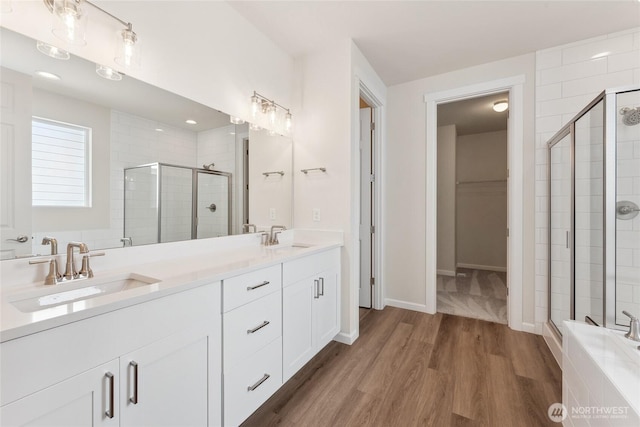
535, 27, 640, 330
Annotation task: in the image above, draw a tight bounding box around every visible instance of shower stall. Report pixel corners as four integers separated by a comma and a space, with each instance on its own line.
123, 163, 232, 246
547, 86, 640, 335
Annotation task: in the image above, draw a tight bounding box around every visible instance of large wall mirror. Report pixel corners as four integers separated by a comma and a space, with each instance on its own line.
0, 27, 292, 260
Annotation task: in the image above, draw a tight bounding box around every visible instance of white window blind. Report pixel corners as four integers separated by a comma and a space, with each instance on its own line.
32, 117, 91, 207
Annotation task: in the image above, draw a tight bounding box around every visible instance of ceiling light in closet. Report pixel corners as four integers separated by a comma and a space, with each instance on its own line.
96, 64, 122, 81
493, 100, 508, 112
185, 119, 197, 125
35, 71, 61, 80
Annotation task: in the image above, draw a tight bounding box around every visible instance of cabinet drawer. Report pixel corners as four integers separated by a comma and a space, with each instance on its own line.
283, 248, 339, 287
223, 290, 281, 363
223, 264, 281, 312
223, 337, 282, 427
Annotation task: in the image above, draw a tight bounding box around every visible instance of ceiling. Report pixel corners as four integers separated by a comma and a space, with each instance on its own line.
437, 92, 508, 136
229, 0, 640, 86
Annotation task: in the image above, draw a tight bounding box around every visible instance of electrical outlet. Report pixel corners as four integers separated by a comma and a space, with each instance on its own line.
312, 208, 320, 222
269, 208, 276, 220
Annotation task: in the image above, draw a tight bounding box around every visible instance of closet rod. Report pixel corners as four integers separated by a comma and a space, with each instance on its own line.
456, 179, 507, 185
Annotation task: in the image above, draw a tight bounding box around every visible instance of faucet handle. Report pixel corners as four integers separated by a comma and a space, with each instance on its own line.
622, 311, 640, 342
29, 258, 62, 285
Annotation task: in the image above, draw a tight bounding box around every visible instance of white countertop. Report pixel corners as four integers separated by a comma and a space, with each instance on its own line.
0, 241, 341, 343
564, 321, 640, 417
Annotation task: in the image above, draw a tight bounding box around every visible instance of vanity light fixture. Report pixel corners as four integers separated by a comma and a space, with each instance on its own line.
230, 116, 245, 125
493, 100, 509, 113
95, 64, 122, 81
36, 40, 70, 60
44, 0, 140, 68
250, 91, 293, 131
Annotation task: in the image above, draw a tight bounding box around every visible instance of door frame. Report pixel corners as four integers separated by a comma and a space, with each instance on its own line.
424, 75, 525, 331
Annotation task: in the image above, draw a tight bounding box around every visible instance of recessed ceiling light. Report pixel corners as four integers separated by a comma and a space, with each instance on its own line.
155, 128, 164, 132
493, 100, 508, 112
591, 51, 611, 60
35, 71, 61, 80
230, 116, 245, 125
185, 119, 197, 125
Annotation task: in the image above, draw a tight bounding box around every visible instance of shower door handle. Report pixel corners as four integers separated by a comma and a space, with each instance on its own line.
206, 203, 217, 212
566, 231, 570, 249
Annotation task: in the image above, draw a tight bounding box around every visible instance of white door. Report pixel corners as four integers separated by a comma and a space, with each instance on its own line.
359, 107, 373, 308
0, 359, 119, 426
1, 68, 32, 259
120, 328, 208, 426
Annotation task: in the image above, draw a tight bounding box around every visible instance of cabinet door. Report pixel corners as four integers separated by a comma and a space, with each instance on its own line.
282, 277, 315, 382
120, 327, 209, 427
0, 360, 119, 427
314, 268, 340, 351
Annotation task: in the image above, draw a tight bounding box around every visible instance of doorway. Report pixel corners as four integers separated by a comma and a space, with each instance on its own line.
359, 97, 374, 309
435, 93, 509, 324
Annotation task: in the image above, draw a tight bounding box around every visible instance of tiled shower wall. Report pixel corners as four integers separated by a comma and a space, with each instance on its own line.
535, 27, 640, 330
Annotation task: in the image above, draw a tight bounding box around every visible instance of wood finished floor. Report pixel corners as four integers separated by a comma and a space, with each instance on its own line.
242, 307, 562, 427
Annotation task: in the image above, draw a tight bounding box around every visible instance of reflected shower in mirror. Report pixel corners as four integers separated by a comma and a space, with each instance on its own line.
0, 27, 292, 259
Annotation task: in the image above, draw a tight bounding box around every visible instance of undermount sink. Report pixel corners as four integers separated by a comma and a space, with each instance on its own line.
10, 273, 161, 313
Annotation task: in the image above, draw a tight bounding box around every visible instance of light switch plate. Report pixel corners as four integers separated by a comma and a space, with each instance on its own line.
312, 208, 320, 222
269, 208, 276, 220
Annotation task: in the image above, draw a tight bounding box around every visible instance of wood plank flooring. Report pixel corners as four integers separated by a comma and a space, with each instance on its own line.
242, 307, 561, 427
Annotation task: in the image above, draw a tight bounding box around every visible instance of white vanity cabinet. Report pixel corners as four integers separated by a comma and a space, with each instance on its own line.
282, 248, 340, 382
0, 282, 222, 427
222, 265, 283, 427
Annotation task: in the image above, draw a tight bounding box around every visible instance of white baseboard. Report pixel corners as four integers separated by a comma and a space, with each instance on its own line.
333, 329, 358, 345
385, 298, 430, 314
437, 269, 456, 276
457, 263, 507, 273
521, 322, 537, 334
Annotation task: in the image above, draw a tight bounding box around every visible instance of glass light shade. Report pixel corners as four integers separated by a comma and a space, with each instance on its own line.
114, 28, 140, 68
249, 123, 261, 131
36, 41, 70, 60
284, 111, 292, 132
268, 102, 277, 125
52, 0, 87, 46
250, 95, 260, 118
493, 101, 508, 112
96, 64, 122, 81
230, 116, 245, 125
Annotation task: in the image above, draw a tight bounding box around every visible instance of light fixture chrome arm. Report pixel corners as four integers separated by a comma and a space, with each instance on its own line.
44, 0, 133, 30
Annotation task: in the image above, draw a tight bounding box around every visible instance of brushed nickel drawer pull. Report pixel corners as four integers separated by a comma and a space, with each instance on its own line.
319, 277, 325, 296
247, 320, 270, 334
130, 361, 139, 404
247, 373, 270, 391
105, 372, 115, 419
247, 281, 269, 291
314, 279, 319, 299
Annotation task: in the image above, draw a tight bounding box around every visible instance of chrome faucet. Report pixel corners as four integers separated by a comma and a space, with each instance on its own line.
267, 225, 286, 246
42, 237, 58, 255
623, 311, 640, 342
64, 242, 89, 280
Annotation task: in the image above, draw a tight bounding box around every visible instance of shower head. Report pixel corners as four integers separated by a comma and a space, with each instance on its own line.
620, 107, 640, 126
203, 163, 215, 170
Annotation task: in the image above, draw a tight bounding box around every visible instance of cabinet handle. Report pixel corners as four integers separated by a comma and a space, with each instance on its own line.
314, 279, 319, 299
566, 230, 570, 249
247, 281, 269, 291
105, 372, 115, 419
247, 320, 270, 334
247, 373, 270, 391
319, 277, 325, 296
130, 361, 139, 404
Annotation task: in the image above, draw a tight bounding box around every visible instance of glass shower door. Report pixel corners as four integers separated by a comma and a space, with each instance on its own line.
574, 100, 604, 326
124, 165, 159, 246
195, 171, 230, 239
549, 132, 573, 334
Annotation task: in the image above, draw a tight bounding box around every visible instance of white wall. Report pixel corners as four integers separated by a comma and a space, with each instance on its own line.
436, 125, 456, 275
534, 27, 640, 329
385, 54, 536, 322
456, 130, 507, 271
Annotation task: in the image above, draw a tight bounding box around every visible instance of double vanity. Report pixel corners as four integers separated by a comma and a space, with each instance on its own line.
0, 231, 342, 426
